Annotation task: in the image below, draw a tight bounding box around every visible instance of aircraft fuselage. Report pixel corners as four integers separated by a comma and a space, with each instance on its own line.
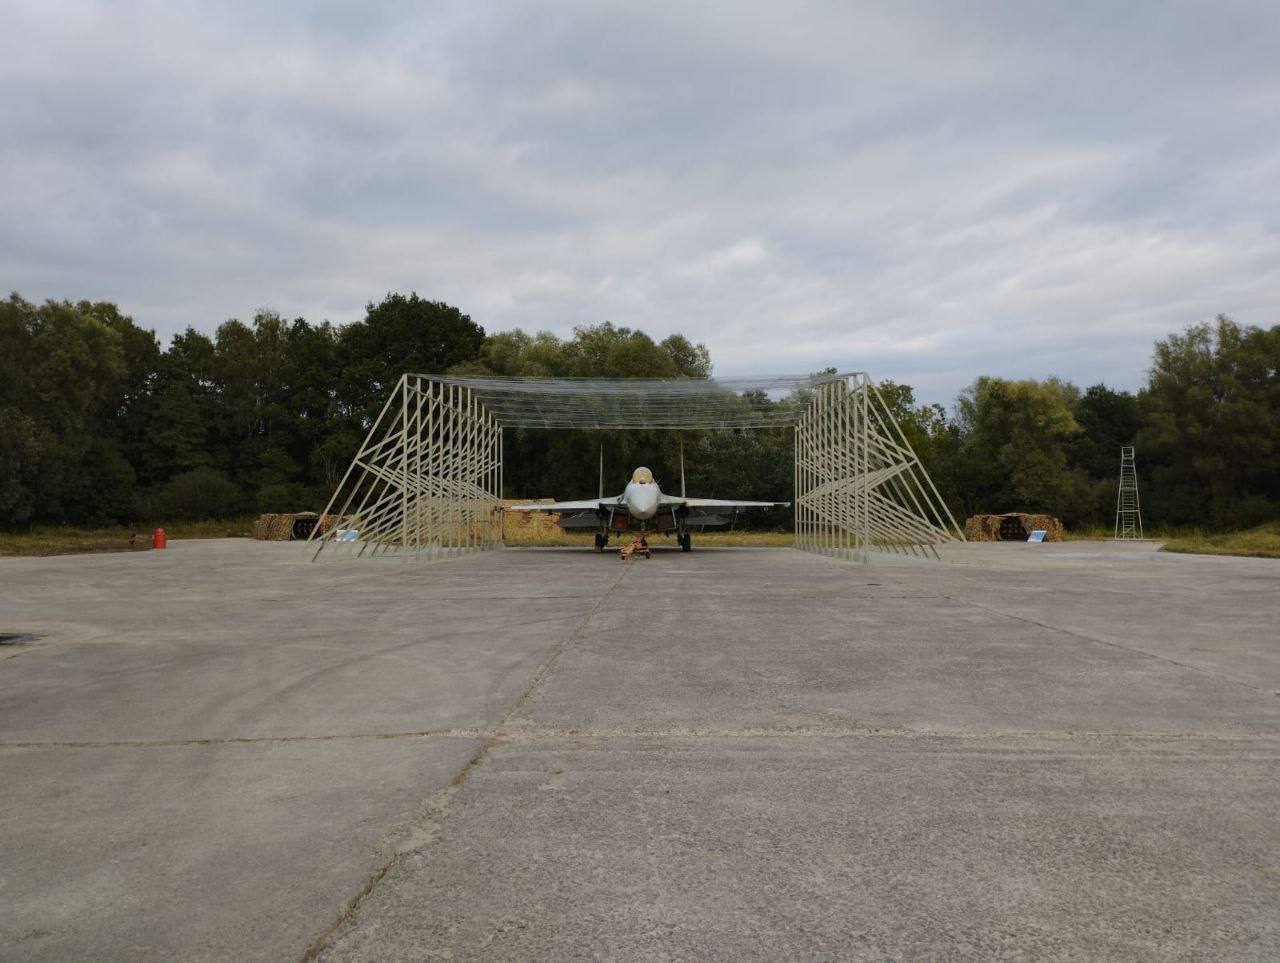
512, 464, 781, 553
620, 472, 660, 521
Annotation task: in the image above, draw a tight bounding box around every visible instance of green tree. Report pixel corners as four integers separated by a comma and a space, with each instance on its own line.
1138, 316, 1280, 527
213, 312, 298, 498
0, 295, 146, 525
953, 376, 1093, 523
0, 295, 45, 525
139, 329, 220, 484
282, 317, 345, 504
1067, 384, 1141, 480
1060, 383, 1142, 525
339, 293, 485, 420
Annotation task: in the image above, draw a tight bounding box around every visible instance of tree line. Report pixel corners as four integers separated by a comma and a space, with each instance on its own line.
2, 291, 1276, 531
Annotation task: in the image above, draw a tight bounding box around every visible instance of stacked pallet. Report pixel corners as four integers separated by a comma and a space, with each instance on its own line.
964, 512, 1063, 542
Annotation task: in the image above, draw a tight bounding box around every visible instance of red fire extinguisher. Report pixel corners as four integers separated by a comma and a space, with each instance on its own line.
152, 528, 167, 549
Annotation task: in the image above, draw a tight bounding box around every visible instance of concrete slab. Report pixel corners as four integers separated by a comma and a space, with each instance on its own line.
0, 541, 613, 961
0, 540, 598, 742
920, 540, 1280, 691
318, 735, 1279, 961
2, 737, 480, 962
511, 546, 1279, 736
2, 539, 1277, 959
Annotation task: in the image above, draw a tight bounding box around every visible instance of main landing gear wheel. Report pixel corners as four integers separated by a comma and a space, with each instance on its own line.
593, 533, 606, 552
679, 532, 691, 552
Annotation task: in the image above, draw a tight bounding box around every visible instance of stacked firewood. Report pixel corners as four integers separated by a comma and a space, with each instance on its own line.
501, 499, 566, 544
253, 513, 344, 541
963, 513, 1063, 542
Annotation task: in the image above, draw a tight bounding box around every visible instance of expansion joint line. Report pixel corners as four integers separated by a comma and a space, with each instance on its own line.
949, 595, 1272, 694
0, 729, 490, 751
500, 564, 631, 724
7, 724, 1275, 755
302, 563, 631, 962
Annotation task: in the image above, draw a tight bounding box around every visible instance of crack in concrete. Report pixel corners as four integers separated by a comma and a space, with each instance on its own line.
301, 562, 633, 962
300, 737, 492, 963
499, 565, 632, 725
949, 594, 1272, 694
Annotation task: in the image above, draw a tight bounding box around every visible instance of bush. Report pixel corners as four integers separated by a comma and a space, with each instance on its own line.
147, 469, 243, 520
256, 482, 317, 513
1235, 495, 1278, 530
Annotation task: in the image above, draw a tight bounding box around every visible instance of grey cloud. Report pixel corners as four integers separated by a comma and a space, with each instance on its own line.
2, 0, 1277, 404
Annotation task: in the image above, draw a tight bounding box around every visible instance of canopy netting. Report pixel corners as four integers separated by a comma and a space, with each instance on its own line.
309, 371, 964, 563
427, 374, 818, 429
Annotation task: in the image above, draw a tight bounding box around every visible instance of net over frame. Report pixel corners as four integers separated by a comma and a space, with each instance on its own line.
426, 374, 820, 429
309, 372, 964, 562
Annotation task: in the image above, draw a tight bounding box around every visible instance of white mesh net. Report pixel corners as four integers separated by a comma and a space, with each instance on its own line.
426, 374, 829, 429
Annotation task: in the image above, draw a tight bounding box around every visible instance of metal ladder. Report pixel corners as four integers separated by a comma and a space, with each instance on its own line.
1114, 446, 1143, 539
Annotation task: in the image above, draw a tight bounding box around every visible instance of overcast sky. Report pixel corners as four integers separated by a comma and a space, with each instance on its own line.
3, 1, 1277, 403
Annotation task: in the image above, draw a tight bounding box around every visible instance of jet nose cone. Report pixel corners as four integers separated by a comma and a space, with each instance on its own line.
629, 486, 659, 519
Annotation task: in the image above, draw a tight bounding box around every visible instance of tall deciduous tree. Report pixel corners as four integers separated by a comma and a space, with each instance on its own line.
1139, 316, 1280, 527
0, 295, 147, 525
953, 376, 1094, 523
1067, 384, 1141, 480
339, 293, 485, 421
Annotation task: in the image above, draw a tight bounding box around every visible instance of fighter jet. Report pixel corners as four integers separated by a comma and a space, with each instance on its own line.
507, 455, 787, 552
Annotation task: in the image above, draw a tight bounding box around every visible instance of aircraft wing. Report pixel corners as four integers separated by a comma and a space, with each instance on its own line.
662, 496, 790, 509
506, 499, 613, 512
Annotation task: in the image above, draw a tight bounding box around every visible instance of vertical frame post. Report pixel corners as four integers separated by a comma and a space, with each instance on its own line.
400, 374, 410, 561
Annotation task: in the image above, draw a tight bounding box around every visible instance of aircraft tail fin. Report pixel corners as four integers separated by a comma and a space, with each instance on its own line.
680, 439, 686, 498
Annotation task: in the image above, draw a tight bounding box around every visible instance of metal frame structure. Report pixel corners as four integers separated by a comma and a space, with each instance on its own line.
795, 374, 961, 561
310, 374, 502, 561
1114, 445, 1143, 539
309, 371, 962, 562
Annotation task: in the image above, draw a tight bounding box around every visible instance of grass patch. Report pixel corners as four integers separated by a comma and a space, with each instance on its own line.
1060, 525, 1116, 541
1061, 520, 1280, 558
1161, 522, 1280, 559
0, 518, 257, 557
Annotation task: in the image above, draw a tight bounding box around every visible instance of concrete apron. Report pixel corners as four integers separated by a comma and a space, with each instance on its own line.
1, 539, 1276, 960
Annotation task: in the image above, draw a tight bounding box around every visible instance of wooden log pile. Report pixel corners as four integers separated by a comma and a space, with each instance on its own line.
500, 498, 568, 545
964, 512, 1063, 542
253, 512, 344, 541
